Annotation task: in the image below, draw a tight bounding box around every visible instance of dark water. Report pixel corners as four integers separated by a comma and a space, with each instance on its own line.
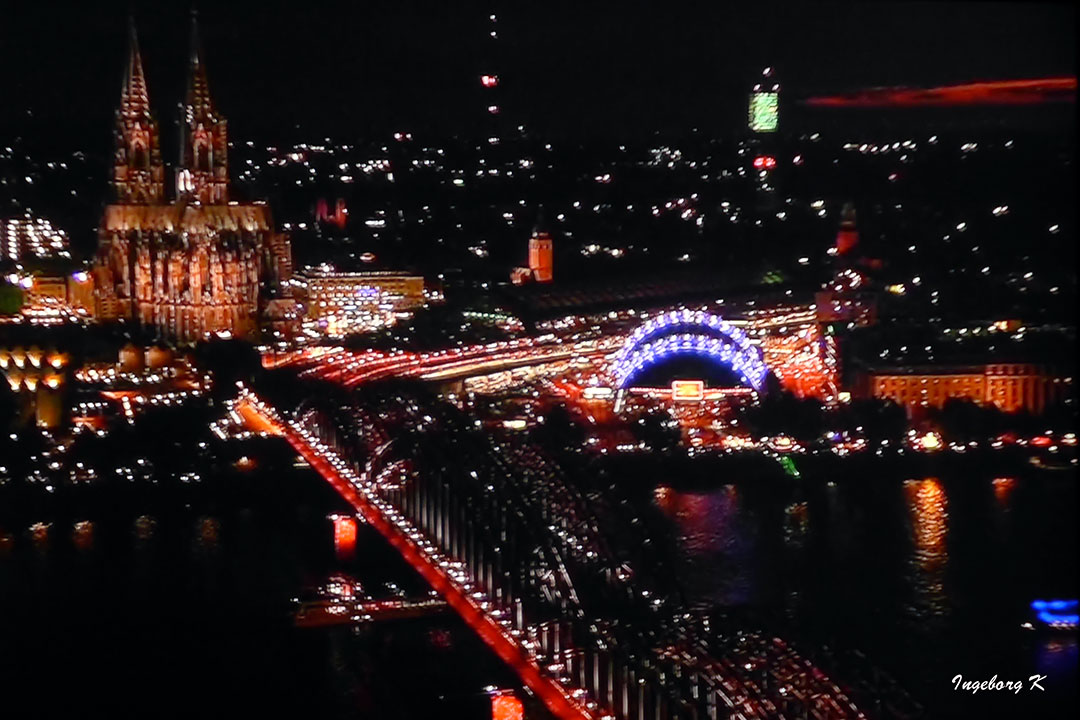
653, 464, 1078, 718
3, 427, 1075, 719
0, 444, 533, 719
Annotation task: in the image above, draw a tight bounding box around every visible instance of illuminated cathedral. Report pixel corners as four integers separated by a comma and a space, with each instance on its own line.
94, 14, 293, 343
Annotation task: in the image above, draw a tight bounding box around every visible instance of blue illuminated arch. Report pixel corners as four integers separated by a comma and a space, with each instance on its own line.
610, 310, 769, 390
612, 310, 756, 368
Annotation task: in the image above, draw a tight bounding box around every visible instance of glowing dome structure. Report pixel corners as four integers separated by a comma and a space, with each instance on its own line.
609, 310, 769, 390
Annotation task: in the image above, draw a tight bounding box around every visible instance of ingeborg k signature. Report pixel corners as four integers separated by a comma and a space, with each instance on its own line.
952, 674, 1047, 695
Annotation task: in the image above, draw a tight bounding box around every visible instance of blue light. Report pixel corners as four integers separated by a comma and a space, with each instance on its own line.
611, 312, 770, 391
612, 333, 768, 390
1031, 599, 1078, 627
613, 310, 757, 368
1037, 611, 1079, 627
1031, 599, 1077, 612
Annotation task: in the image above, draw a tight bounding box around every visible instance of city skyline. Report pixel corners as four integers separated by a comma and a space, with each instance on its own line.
1, 1, 1075, 149
0, 4, 1076, 719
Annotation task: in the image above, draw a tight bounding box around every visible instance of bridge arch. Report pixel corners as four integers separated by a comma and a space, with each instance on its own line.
610, 310, 769, 390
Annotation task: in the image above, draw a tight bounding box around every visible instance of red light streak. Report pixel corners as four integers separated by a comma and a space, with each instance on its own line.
805, 77, 1076, 108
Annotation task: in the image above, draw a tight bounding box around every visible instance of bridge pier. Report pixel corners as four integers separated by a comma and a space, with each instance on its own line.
539, 622, 550, 658
606, 653, 616, 711
704, 683, 717, 720
596, 651, 604, 699
455, 501, 465, 562
634, 671, 646, 720
620, 663, 631, 718
485, 555, 495, 598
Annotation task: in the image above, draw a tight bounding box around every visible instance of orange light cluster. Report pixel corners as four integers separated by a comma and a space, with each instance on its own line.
761, 326, 837, 400
491, 694, 524, 720
332, 515, 358, 559
671, 379, 705, 401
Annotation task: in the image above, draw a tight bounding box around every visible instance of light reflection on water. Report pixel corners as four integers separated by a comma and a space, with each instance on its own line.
1036, 635, 1079, 679
904, 477, 950, 621
654, 483, 756, 605
991, 477, 1017, 537
651, 470, 1077, 714
29, 521, 50, 552
194, 515, 221, 552
992, 477, 1017, 507
784, 501, 809, 548
72, 520, 94, 551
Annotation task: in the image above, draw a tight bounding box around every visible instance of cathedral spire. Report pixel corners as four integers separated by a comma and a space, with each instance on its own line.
120, 15, 150, 118
178, 8, 228, 204
112, 15, 164, 204
184, 9, 214, 121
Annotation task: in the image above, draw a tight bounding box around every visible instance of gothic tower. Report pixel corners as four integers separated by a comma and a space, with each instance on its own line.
177, 11, 228, 204
528, 210, 553, 283
112, 18, 164, 204
94, 13, 293, 343
835, 202, 859, 256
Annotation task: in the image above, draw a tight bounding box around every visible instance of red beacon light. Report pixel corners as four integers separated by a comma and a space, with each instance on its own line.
481, 74, 499, 88
753, 155, 777, 170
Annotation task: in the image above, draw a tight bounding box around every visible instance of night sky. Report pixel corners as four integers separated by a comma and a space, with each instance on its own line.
1, 1, 1075, 149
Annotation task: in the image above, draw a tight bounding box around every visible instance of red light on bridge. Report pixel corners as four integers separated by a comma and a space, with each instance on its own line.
753, 155, 777, 170
331, 515, 357, 559
671, 380, 705, 402
491, 693, 524, 720
481, 74, 499, 88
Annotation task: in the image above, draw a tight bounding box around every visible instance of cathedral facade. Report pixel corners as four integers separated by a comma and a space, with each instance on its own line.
94, 15, 293, 343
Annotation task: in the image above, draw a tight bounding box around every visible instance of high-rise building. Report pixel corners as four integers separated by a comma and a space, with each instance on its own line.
746, 68, 781, 213
748, 67, 780, 134
94, 14, 291, 343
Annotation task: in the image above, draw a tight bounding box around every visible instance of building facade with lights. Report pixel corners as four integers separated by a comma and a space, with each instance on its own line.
1, 214, 72, 263
93, 16, 292, 343
0, 342, 72, 428
862, 363, 1065, 415
293, 269, 426, 337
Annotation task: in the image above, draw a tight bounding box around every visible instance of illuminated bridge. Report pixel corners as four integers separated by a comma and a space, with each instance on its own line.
237, 386, 866, 720
263, 308, 838, 400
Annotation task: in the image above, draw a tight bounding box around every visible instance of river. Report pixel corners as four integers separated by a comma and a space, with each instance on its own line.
652, 463, 1077, 718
